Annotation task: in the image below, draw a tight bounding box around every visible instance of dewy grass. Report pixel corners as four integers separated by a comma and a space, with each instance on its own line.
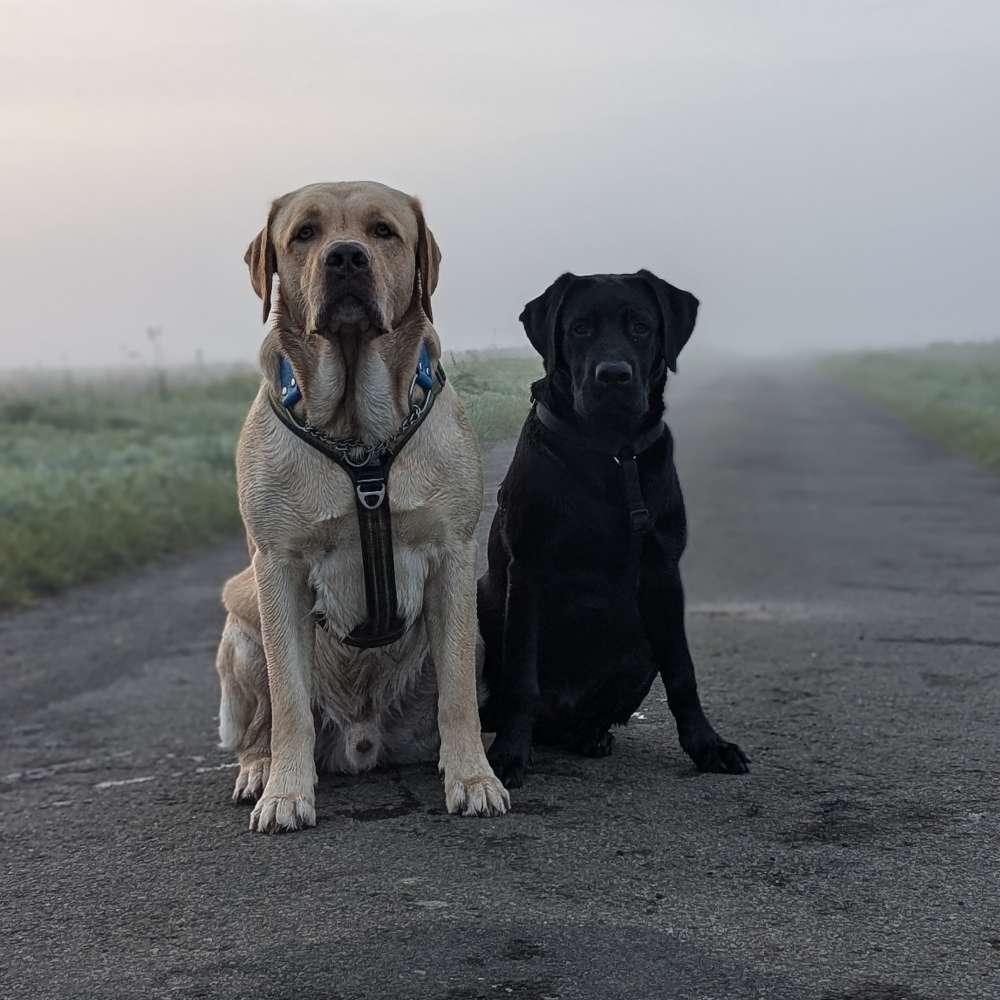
825, 342, 1000, 469
0, 352, 540, 606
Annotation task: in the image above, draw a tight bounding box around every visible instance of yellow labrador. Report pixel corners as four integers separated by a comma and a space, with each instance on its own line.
215, 181, 508, 832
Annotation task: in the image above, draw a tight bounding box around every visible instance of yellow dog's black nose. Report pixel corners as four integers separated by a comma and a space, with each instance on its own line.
325, 240, 370, 273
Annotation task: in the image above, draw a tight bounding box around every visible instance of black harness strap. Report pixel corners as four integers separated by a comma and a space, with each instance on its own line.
267, 356, 446, 649
532, 399, 665, 537
617, 454, 651, 533
342, 455, 404, 647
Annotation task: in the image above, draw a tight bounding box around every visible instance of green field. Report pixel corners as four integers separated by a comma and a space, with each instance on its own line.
0, 352, 540, 606
827, 341, 1000, 469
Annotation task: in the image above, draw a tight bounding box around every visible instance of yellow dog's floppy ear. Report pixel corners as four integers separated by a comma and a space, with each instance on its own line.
519, 273, 575, 374
410, 198, 441, 322
244, 200, 282, 324
636, 269, 699, 373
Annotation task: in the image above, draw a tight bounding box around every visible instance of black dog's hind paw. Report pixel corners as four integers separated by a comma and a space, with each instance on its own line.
488, 735, 532, 789
571, 730, 615, 758
684, 732, 750, 774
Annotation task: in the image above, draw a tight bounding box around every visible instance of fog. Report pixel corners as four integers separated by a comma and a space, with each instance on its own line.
2, 0, 998, 370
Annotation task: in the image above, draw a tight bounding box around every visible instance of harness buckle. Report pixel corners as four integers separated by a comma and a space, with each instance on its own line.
355, 476, 386, 511
629, 506, 651, 533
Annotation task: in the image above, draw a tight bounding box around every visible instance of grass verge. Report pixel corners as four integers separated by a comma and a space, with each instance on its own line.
825, 341, 1000, 469
0, 351, 540, 606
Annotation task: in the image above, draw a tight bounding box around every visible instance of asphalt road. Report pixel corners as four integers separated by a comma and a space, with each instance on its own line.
2, 364, 998, 1000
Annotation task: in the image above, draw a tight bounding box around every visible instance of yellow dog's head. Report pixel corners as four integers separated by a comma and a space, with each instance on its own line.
245, 181, 441, 337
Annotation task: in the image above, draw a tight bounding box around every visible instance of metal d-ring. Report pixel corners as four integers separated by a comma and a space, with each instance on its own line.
340, 445, 378, 468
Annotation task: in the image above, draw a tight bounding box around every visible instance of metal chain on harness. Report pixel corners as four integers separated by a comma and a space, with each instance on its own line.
280, 369, 438, 471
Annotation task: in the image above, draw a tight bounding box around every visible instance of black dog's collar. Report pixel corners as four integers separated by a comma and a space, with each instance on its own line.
532, 400, 664, 535
532, 400, 665, 458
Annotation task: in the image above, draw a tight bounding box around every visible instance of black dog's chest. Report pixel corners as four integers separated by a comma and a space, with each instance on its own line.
523, 469, 651, 622
531, 453, 681, 573
550, 492, 634, 575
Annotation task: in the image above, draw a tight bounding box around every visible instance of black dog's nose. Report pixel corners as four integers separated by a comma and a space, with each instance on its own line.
325, 241, 370, 273
595, 361, 633, 386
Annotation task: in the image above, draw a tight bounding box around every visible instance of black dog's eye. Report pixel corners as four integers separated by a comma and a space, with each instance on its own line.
294, 224, 314, 242
632, 321, 650, 337
373, 221, 395, 239
570, 321, 591, 337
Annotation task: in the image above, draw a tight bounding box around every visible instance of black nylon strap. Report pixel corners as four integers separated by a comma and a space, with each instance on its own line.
533, 400, 665, 458
266, 361, 445, 648
340, 458, 405, 647
617, 454, 650, 533
533, 400, 662, 536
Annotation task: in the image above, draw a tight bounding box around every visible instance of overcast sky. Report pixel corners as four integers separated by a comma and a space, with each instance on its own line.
2, 0, 998, 369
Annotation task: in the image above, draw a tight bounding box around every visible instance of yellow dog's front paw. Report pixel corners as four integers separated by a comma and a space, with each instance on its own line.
232, 756, 270, 803
249, 787, 316, 833
444, 771, 510, 817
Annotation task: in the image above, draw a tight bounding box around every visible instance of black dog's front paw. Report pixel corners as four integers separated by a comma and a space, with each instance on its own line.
570, 730, 615, 758
682, 728, 750, 774
488, 733, 532, 789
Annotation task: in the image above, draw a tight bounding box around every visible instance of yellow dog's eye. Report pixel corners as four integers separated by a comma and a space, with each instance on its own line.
294, 224, 314, 242
374, 222, 395, 239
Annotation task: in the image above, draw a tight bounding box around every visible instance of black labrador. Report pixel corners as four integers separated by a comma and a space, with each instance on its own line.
478, 270, 748, 788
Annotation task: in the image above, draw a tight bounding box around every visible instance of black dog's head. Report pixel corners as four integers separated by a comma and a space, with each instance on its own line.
519, 270, 698, 433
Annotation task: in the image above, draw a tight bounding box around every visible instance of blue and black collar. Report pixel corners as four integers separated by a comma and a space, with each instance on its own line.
277, 341, 438, 414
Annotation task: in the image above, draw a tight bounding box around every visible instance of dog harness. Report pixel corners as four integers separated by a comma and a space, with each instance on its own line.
532, 397, 665, 535
267, 344, 445, 648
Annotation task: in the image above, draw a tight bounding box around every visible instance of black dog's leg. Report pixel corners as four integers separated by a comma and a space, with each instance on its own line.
487, 561, 540, 788
639, 565, 749, 774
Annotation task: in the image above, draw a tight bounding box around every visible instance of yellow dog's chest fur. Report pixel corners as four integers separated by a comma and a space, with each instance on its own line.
235, 388, 462, 774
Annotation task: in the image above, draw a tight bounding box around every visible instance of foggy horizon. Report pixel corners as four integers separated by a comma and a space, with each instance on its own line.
2, 0, 998, 371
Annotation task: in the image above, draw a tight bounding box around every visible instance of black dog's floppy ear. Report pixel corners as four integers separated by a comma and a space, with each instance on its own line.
637, 269, 699, 373
519, 273, 575, 372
